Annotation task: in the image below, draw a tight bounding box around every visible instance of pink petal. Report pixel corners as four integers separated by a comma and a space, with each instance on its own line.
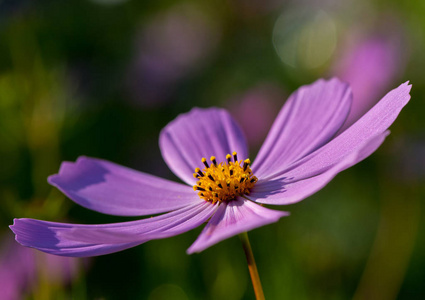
11, 201, 217, 257
250, 131, 388, 205
159, 107, 249, 185
187, 198, 288, 254
48, 157, 198, 216
253, 78, 352, 178
261, 81, 411, 181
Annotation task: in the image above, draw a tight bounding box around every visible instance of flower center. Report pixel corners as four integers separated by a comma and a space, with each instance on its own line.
193, 152, 258, 204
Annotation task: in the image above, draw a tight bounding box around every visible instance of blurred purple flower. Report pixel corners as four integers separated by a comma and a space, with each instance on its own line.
127, 4, 220, 107
11, 78, 410, 257
227, 83, 283, 147
332, 34, 405, 130
0, 232, 80, 300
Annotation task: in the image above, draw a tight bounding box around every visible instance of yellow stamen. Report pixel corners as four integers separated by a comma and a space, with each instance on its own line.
193, 153, 258, 204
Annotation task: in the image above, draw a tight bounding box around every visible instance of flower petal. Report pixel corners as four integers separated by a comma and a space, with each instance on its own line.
159, 107, 249, 185
48, 156, 198, 217
10, 219, 140, 257
187, 198, 288, 254
253, 78, 352, 178
260, 81, 411, 181
10, 201, 217, 257
249, 131, 388, 205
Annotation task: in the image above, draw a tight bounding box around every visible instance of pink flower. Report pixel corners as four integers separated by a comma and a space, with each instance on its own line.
11, 78, 411, 256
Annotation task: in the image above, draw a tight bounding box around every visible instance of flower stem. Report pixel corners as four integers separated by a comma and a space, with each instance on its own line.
239, 232, 265, 300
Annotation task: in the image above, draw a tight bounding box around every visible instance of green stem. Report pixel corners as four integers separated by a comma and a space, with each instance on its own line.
239, 232, 265, 300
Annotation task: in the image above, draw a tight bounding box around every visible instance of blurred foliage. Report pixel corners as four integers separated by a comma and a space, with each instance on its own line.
0, 0, 424, 299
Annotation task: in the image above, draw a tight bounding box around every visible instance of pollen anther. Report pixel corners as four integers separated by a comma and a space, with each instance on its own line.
196, 168, 204, 177
202, 158, 209, 168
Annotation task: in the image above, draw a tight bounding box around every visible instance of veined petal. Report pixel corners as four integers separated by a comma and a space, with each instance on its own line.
48, 156, 198, 217
160, 107, 249, 185
250, 131, 388, 205
253, 78, 352, 178
187, 198, 288, 254
10, 219, 141, 257
260, 81, 411, 181
10, 201, 217, 257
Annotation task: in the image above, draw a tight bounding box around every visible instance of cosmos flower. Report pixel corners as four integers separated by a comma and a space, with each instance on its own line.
11, 78, 411, 257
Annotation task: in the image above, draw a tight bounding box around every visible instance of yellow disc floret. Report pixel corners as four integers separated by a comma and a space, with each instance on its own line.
192, 152, 258, 204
